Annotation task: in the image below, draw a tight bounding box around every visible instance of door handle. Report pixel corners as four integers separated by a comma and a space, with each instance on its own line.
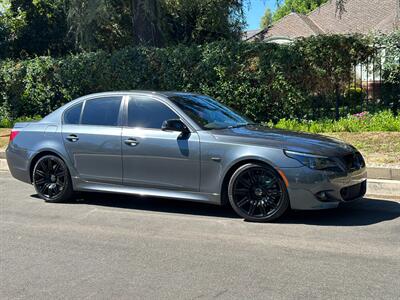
66, 134, 79, 142
124, 138, 139, 146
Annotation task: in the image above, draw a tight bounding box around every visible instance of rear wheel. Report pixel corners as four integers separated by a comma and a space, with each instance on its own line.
228, 163, 289, 222
32, 155, 73, 203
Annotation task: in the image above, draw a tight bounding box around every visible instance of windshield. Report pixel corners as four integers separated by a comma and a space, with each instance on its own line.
168, 94, 254, 130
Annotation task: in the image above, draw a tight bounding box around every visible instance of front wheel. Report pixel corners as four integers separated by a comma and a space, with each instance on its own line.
228, 163, 289, 222
32, 155, 73, 203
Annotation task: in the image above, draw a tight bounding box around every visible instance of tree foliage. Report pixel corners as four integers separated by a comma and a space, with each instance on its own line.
0, 0, 71, 58
260, 7, 273, 28
273, 0, 328, 22
0, 0, 247, 56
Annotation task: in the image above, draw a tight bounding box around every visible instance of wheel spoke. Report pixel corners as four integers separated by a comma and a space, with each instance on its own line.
269, 190, 282, 201
248, 170, 257, 185
35, 178, 46, 185
235, 188, 249, 195
260, 202, 267, 216
39, 160, 48, 174
47, 186, 53, 197
48, 185, 56, 197
237, 196, 249, 207
248, 202, 256, 216
47, 158, 53, 173
56, 181, 64, 191
238, 177, 251, 189
39, 183, 49, 194
55, 170, 66, 178
53, 161, 61, 174
53, 184, 59, 195
35, 169, 46, 177
268, 200, 278, 209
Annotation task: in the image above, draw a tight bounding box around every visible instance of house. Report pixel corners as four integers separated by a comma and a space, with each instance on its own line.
245, 0, 399, 43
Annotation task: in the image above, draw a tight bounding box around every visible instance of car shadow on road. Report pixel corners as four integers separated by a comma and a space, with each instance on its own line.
74, 192, 241, 219
279, 198, 400, 226
35, 192, 399, 226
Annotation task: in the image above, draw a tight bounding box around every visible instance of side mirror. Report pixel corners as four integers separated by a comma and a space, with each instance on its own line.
161, 119, 190, 133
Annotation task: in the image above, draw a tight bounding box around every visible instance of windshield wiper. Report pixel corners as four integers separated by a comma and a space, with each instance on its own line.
227, 123, 256, 129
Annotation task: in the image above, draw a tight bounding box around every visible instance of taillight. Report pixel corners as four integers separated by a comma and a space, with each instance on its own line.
9, 130, 20, 142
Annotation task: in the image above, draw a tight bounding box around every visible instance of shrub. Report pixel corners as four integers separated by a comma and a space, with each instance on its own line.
0, 115, 42, 128
0, 35, 375, 123
343, 87, 366, 107
267, 110, 400, 133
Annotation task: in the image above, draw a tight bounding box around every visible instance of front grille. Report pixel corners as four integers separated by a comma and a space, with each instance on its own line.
341, 152, 365, 172
340, 181, 367, 201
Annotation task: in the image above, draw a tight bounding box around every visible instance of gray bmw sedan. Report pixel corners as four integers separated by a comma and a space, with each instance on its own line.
6, 91, 367, 222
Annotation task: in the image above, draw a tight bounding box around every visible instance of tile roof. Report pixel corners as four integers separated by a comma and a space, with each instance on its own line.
247, 0, 399, 41
242, 29, 261, 40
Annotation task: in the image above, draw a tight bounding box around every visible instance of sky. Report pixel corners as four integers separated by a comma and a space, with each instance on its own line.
245, 0, 278, 30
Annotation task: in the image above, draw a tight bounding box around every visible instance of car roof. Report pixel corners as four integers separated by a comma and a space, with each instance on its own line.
80, 90, 201, 98
40, 90, 204, 125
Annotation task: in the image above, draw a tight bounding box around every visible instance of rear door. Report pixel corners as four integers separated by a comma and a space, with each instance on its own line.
122, 95, 200, 191
62, 96, 123, 184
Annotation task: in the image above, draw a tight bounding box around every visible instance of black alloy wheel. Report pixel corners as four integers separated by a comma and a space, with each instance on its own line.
228, 163, 289, 222
33, 155, 73, 203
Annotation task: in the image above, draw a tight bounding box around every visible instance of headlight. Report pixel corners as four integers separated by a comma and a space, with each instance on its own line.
284, 150, 343, 172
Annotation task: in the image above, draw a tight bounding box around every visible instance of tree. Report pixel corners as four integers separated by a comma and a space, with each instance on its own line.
66, 0, 130, 52
260, 8, 272, 28
163, 0, 245, 44
273, 0, 328, 22
1, 0, 71, 57
66, 0, 246, 51
0, 4, 11, 58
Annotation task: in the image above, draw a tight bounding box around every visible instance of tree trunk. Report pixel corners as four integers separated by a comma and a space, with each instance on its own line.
130, 0, 162, 47
335, 85, 341, 120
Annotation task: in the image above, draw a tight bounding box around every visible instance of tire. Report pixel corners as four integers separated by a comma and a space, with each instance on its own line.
228, 163, 289, 222
32, 155, 74, 203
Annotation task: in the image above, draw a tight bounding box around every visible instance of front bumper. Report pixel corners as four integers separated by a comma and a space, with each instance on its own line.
282, 166, 367, 210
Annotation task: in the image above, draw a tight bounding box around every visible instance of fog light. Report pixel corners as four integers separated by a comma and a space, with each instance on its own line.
315, 191, 335, 202
316, 191, 327, 201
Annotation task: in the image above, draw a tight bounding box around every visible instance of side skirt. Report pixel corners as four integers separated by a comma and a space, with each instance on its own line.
74, 180, 222, 205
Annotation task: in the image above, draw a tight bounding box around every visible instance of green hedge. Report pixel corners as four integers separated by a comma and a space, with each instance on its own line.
0, 35, 381, 123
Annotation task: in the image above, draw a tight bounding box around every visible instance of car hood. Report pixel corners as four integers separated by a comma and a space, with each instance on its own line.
210, 125, 356, 157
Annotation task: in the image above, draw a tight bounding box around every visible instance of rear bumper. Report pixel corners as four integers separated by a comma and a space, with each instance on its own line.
282, 166, 367, 210
6, 145, 32, 184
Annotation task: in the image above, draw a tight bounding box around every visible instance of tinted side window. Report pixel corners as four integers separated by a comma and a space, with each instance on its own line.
128, 97, 178, 129
64, 102, 83, 125
81, 97, 122, 126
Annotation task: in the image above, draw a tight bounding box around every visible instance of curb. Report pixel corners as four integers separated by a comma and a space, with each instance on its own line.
0, 159, 8, 171
368, 167, 400, 181
367, 179, 400, 198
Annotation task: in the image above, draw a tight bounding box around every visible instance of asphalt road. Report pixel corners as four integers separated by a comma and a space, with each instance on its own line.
1, 171, 399, 300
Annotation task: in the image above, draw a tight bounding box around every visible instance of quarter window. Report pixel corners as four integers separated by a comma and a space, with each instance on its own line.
128, 97, 178, 129
64, 102, 83, 125
81, 97, 122, 126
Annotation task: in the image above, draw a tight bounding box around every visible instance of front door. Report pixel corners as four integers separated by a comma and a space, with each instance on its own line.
62, 96, 123, 184
122, 96, 200, 191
